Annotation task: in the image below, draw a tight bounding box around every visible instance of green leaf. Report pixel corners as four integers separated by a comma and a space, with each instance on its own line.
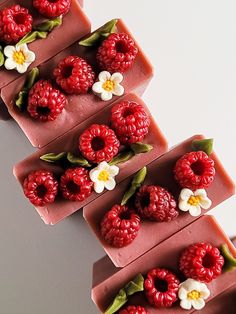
192, 138, 213, 155
79, 19, 118, 47
17, 31, 48, 46
109, 150, 134, 166
0, 46, 4, 67
40, 152, 67, 163
25, 67, 40, 89
131, 142, 153, 155
34, 17, 62, 32
125, 273, 144, 295
104, 289, 127, 314
121, 167, 147, 205
67, 152, 91, 167
220, 243, 236, 272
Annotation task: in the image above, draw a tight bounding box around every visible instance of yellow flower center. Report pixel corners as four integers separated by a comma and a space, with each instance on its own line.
98, 170, 109, 182
187, 290, 201, 300
13, 50, 26, 65
188, 195, 201, 206
102, 80, 114, 92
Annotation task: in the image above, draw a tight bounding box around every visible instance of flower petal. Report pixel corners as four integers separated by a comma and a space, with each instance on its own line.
16, 63, 28, 74
199, 197, 212, 210
182, 278, 200, 292
3, 45, 15, 57
189, 205, 202, 217
89, 169, 100, 182
108, 165, 119, 177
178, 200, 191, 212
112, 84, 124, 96
192, 298, 205, 310
104, 178, 116, 190
111, 72, 123, 84
98, 161, 109, 170
101, 91, 113, 101
18, 43, 29, 53
178, 286, 188, 300
98, 71, 111, 82
4, 58, 16, 70
180, 299, 192, 310
194, 189, 207, 198
92, 82, 104, 94
94, 181, 105, 193
200, 284, 210, 299
180, 188, 194, 200
26, 51, 36, 63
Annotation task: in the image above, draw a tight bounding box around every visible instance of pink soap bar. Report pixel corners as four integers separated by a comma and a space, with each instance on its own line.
83, 135, 235, 267
1, 19, 153, 147
0, 0, 90, 90
92, 215, 236, 313
13, 93, 167, 225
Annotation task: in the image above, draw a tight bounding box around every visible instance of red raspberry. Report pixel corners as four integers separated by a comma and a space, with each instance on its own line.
27, 80, 67, 122
96, 33, 138, 73
33, 0, 71, 18
111, 101, 150, 145
179, 242, 224, 283
0, 5, 33, 44
23, 170, 58, 206
60, 167, 93, 202
79, 124, 120, 163
53, 55, 95, 94
135, 185, 179, 222
144, 268, 180, 308
101, 204, 141, 248
119, 305, 147, 314
174, 151, 215, 191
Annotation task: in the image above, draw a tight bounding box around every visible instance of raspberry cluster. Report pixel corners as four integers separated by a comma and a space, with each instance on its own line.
33, 0, 71, 18
119, 305, 147, 314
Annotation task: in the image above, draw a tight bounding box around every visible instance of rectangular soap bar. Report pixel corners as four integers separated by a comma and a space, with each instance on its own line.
83, 135, 235, 267
0, 0, 90, 90
92, 215, 236, 313
13, 93, 167, 225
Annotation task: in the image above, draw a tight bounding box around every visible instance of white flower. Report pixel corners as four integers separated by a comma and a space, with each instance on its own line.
4, 44, 35, 74
178, 278, 210, 310
89, 161, 119, 193
92, 71, 124, 101
178, 188, 212, 217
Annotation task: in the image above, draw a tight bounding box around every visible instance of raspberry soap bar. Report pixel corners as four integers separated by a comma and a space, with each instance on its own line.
92, 215, 236, 313
13, 93, 167, 225
83, 135, 235, 267
1, 19, 153, 147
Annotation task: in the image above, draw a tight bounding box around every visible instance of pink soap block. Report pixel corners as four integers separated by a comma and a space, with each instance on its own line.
92, 215, 236, 313
83, 135, 235, 267
13, 93, 167, 225
1, 19, 153, 147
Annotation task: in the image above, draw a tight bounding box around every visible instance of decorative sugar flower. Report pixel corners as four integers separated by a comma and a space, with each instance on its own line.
92, 71, 124, 101
4, 44, 35, 74
89, 161, 119, 193
178, 188, 212, 217
178, 278, 210, 310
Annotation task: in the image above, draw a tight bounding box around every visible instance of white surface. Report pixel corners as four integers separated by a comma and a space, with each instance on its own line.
0, 1, 236, 313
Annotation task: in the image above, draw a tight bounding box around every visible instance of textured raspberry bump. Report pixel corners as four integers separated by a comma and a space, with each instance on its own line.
53, 55, 95, 94
0, 5, 33, 44
101, 204, 141, 248
135, 185, 179, 222
27, 80, 67, 122
33, 0, 71, 18
179, 242, 224, 283
23, 170, 58, 206
174, 151, 215, 190
144, 268, 180, 308
79, 124, 120, 163
111, 101, 150, 145
119, 305, 147, 314
96, 33, 138, 73
60, 167, 93, 202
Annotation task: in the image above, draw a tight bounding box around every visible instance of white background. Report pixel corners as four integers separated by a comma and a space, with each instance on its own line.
0, 0, 236, 313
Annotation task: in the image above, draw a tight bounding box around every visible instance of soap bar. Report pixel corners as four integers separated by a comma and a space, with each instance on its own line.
13, 93, 167, 225
0, 0, 90, 90
1, 19, 153, 147
83, 135, 235, 267
92, 215, 236, 313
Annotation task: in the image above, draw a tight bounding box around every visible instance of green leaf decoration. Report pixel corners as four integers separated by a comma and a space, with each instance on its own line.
40, 152, 67, 163
34, 17, 62, 32
15, 67, 40, 111
192, 138, 213, 155
109, 150, 135, 166
0, 45, 4, 67
17, 31, 48, 46
121, 167, 147, 205
220, 243, 236, 272
104, 274, 144, 314
131, 142, 153, 155
67, 152, 91, 167
79, 19, 118, 47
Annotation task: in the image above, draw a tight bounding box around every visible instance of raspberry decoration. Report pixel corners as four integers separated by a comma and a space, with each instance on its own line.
79, 124, 120, 163
33, 0, 71, 18
144, 268, 180, 308
23, 170, 58, 206
0, 5, 33, 44
174, 151, 215, 191
119, 305, 147, 314
111, 101, 150, 145
27, 80, 67, 122
179, 242, 225, 283
101, 204, 141, 248
53, 55, 95, 94
96, 33, 138, 73
135, 185, 179, 222
60, 167, 93, 202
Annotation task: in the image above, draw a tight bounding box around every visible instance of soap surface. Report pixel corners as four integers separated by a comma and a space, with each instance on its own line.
84, 134, 235, 267
13, 93, 167, 225
92, 215, 236, 313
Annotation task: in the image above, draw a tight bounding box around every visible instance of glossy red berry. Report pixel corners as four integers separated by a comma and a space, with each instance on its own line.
33, 0, 71, 18
119, 305, 147, 314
